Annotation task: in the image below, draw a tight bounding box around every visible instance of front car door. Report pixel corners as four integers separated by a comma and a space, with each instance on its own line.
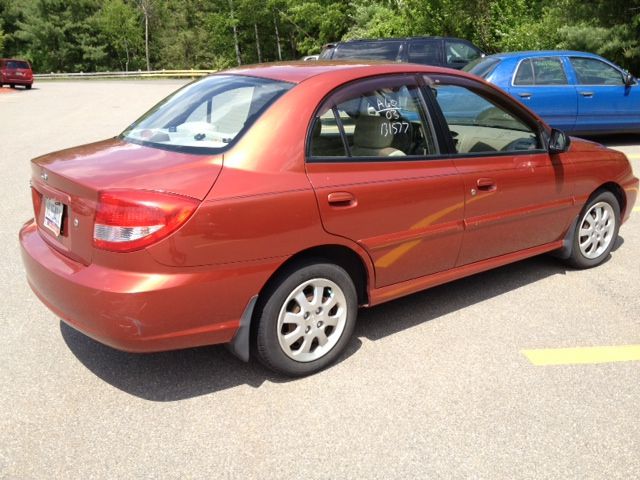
428, 75, 575, 266
567, 56, 640, 134
507, 56, 578, 132
305, 75, 465, 288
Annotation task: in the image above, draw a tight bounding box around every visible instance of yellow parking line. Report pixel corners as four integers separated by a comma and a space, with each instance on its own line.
522, 345, 640, 366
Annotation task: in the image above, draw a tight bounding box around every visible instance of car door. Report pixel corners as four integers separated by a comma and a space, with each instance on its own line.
506, 56, 578, 132
567, 56, 640, 133
305, 75, 465, 288
428, 75, 575, 266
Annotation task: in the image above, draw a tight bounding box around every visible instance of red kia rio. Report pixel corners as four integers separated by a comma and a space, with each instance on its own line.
20, 62, 638, 376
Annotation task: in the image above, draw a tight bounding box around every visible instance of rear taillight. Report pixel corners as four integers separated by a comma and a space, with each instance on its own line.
93, 190, 199, 252
31, 187, 43, 216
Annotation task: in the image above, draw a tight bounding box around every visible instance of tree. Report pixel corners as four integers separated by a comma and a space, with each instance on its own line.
96, 0, 142, 71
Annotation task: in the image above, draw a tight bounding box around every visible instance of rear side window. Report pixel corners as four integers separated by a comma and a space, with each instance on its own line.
332, 42, 402, 61
444, 40, 481, 67
122, 75, 292, 154
514, 58, 567, 85
407, 40, 440, 65
6, 61, 30, 69
309, 77, 437, 160
569, 57, 624, 85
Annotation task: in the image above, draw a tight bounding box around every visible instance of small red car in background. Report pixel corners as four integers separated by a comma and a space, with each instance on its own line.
20, 62, 638, 377
1, 58, 34, 89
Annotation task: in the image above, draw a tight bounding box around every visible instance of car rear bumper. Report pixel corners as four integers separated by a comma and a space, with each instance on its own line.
20, 219, 273, 353
2, 77, 32, 86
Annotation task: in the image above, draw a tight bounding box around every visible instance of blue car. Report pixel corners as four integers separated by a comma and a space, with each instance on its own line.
464, 51, 639, 135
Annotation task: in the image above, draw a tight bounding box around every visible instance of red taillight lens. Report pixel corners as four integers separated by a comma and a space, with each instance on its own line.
31, 187, 43, 216
93, 190, 199, 252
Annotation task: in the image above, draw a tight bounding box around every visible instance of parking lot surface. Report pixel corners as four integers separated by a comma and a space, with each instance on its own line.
1, 81, 639, 479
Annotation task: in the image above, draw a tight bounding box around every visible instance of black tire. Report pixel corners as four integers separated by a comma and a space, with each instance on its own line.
254, 261, 358, 377
26, 84, 32, 90
566, 190, 620, 269
10, 84, 15, 89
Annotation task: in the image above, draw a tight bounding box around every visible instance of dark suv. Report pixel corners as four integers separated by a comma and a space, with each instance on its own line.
319, 37, 484, 69
0, 59, 34, 89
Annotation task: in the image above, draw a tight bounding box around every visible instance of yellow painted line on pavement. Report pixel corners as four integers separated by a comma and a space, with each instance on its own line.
522, 345, 640, 366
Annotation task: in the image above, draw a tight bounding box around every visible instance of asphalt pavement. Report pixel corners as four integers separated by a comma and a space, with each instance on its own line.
1, 81, 639, 479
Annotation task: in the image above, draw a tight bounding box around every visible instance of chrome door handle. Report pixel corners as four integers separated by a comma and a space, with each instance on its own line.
580, 91, 594, 98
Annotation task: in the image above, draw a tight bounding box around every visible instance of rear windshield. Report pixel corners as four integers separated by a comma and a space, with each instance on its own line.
463, 57, 500, 79
5, 61, 30, 69
332, 42, 402, 61
121, 75, 293, 154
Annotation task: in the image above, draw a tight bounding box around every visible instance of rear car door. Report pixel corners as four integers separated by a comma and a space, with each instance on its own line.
428, 75, 575, 266
507, 56, 578, 132
406, 39, 443, 66
306, 75, 465, 288
567, 56, 640, 133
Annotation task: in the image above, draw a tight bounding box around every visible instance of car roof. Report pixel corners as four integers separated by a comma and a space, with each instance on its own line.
328, 36, 471, 44
223, 60, 476, 84
486, 50, 604, 60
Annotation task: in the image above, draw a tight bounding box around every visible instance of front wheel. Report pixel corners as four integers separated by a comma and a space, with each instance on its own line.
254, 262, 358, 377
566, 191, 620, 269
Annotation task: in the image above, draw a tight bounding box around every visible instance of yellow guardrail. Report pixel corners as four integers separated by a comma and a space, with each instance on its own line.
34, 69, 217, 80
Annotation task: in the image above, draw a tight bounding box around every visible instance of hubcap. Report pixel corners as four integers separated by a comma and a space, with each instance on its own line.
578, 201, 615, 259
276, 278, 348, 362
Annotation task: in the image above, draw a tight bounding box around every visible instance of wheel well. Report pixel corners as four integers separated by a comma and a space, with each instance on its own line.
594, 182, 626, 217
260, 245, 370, 307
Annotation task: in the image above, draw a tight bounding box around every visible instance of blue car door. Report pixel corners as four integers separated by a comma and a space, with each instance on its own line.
567, 56, 640, 133
506, 56, 578, 132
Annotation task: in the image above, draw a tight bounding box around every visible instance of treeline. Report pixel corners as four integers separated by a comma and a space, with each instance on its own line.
0, 0, 638, 74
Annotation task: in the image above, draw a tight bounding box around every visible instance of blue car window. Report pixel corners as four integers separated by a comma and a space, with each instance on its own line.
514, 58, 567, 86
514, 59, 534, 85
569, 57, 624, 85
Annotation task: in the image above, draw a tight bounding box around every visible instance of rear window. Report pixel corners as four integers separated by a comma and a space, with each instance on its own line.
121, 75, 293, 154
332, 42, 402, 61
5, 61, 30, 69
463, 57, 500, 79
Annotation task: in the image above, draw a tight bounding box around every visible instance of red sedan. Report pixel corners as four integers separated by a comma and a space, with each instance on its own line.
20, 62, 638, 376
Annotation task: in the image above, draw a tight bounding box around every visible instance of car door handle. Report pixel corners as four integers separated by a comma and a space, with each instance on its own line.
579, 91, 594, 98
327, 191, 357, 207
518, 92, 532, 99
476, 178, 497, 191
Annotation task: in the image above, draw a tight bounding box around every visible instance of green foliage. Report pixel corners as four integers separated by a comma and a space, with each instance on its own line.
1, 0, 638, 74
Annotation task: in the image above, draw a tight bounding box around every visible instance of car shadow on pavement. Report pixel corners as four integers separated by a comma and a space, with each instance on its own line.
60, 321, 364, 401
62, 241, 624, 402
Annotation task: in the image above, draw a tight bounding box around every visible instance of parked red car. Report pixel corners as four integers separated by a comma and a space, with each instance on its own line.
0, 58, 34, 89
20, 62, 638, 376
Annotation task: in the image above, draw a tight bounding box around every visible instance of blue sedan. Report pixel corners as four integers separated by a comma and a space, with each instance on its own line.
464, 50, 639, 135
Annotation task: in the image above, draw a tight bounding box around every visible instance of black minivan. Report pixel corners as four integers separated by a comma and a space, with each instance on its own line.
319, 36, 484, 69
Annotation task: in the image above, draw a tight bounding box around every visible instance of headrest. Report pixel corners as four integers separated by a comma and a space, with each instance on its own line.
354, 116, 394, 149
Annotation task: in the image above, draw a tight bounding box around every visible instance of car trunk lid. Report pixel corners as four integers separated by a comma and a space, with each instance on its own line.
30, 138, 222, 264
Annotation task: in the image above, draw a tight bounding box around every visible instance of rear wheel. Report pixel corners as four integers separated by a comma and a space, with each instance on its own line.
566, 191, 620, 268
26, 84, 32, 90
254, 261, 358, 377
10, 84, 15, 89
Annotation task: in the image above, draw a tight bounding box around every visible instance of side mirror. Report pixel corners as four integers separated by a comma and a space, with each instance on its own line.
549, 128, 570, 154
624, 73, 635, 87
